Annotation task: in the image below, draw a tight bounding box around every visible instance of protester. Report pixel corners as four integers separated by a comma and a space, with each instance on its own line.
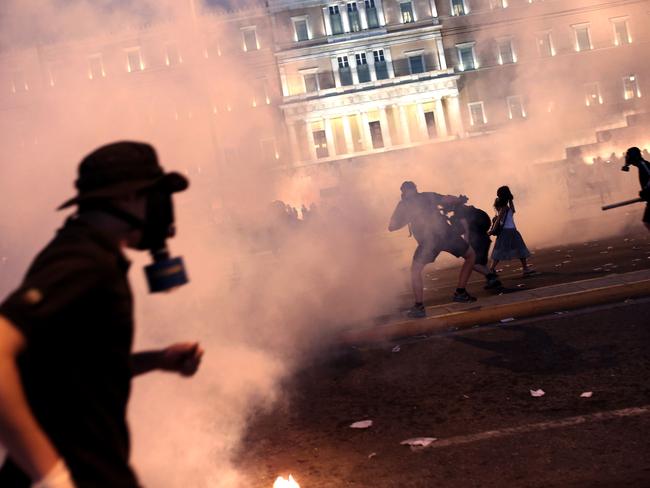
0, 142, 204, 487
388, 181, 476, 319
449, 202, 502, 290
623, 147, 650, 232
489, 186, 534, 277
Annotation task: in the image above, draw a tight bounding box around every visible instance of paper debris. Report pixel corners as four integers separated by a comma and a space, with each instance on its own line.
400, 437, 437, 447
392, 345, 401, 353
368, 452, 377, 459
350, 420, 373, 429
580, 391, 593, 398
530, 389, 545, 397
500, 317, 515, 323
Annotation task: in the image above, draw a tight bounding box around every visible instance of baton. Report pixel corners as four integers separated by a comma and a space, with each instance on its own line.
601, 197, 644, 211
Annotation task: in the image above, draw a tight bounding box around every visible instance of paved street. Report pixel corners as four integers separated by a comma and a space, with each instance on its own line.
237, 299, 650, 487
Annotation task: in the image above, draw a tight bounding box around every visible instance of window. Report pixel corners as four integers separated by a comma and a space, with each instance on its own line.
468, 102, 486, 126
457, 44, 477, 71
365, 0, 380, 28
612, 18, 631, 46
536, 31, 555, 57
356, 53, 371, 83
293, 18, 310, 41
497, 39, 515, 64
408, 54, 425, 74
10, 72, 28, 93
348, 3, 361, 32
490, 0, 508, 8
338, 56, 353, 86
451, 0, 468, 16
623, 75, 641, 100
507, 96, 526, 119
329, 5, 344, 35
88, 54, 105, 80
584, 83, 603, 106
368, 120, 384, 148
242, 27, 259, 52
125, 48, 144, 72
260, 138, 280, 163
400, 1, 415, 23
313, 129, 329, 158
374, 49, 389, 80
303, 73, 319, 93
165, 43, 182, 67
573, 24, 592, 52
424, 111, 437, 138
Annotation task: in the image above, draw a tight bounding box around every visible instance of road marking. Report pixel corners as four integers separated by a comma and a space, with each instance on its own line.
428, 405, 650, 449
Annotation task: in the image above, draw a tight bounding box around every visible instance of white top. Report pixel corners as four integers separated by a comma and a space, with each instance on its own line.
503, 208, 516, 229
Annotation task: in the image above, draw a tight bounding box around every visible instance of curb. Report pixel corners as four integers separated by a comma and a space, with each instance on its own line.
339, 279, 650, 345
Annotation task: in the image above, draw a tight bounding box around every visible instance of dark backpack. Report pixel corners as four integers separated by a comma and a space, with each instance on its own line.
473, 208, 492, 234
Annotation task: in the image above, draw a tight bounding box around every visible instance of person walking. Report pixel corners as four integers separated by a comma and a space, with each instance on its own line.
622, 147, 650, 232
489, 186, 535, 277
0, 142, 204, 488
449, 202, 502, 290
389, 181, 477, 319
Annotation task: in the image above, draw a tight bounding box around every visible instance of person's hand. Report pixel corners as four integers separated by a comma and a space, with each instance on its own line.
32, 460, 75, 488
458, 194, 469, 204
159, 342, 204, 377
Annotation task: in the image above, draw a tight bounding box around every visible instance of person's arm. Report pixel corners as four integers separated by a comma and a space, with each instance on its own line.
131, 342, 204, 377
438, 194, 468, 207
461, 218, 470, 242
388, 202, 407, 232
0, 315, 66, 483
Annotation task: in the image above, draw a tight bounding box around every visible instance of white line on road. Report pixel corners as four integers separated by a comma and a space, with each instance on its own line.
428, 405, 650, 449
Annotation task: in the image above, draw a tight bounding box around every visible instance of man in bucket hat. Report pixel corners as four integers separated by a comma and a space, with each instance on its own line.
0, 142, 203, 487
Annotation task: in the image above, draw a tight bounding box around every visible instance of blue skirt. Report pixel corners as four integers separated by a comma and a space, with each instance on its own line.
491, 228, 531, 261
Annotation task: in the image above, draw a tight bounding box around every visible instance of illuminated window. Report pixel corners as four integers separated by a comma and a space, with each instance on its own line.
468, 102, 486, 126
260, 138, 280, 163
400, 1, 415, 23
374, 49, 389, 80
408, 53, 425, 74
365, 0, 380, 28
356, 53, 371, 82
46, 63, 57, 87
125, 48, 144, 72
457, 43, 477, 71
293, 17, 310, 41
451, 0, 468, 16
242, 27, 259, 52
88, 54, 106, 80
584, 83, 603, 106
165, 42, 182, 67
611, 18, 631, 46
424, 111, 437, 138
348, 3, 361, 32
490, 0, 508, 8
507, 96, 526, 119
10, 72, 28, 93
329, 5, 344, 35
338, 56, 353, 86
497, 38, 516, 64
573, 24, 592, 52
623, 75, 641, 100
536, 31, 555, 57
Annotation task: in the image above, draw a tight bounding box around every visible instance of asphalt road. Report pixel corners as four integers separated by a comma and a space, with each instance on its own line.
237, 299, 650, 487
402, 230, 650, 309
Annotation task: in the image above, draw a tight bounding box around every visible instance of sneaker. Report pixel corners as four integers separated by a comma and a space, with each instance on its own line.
407, 304, 426, 319
522, 267, 537, 277
484, 278, 503, 290
453, 290, 477, 303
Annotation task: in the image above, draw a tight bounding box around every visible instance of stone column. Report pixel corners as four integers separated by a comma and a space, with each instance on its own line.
445, 96, 463, 137
307, 122, 318, 161
430, 0, 438, 18
324, 118, 336, 156
434, 98, 448, 137
398, 104, 411, 145
384, 48, 396, 78
367, 50, 377, 81
287, 121, 301, 162
340, 2, 351, 33
359, 1, 369, 30
323, 7, 332, 36
349, 52, 360, 85
376, 0, 387, 26
279, 66, 289, 97
331, 57, 341, 87
359, 112, 373, 150
342, 115, 355, 154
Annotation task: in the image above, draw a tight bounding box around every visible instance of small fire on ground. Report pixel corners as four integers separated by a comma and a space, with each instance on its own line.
273, 474, 301, 488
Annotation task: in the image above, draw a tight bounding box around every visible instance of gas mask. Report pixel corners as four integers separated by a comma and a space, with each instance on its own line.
82, 190, 189, 293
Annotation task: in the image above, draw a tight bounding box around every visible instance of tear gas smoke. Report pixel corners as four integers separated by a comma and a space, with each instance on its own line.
0, 1, 647, 486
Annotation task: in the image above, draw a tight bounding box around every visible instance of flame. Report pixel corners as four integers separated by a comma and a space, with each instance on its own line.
273, 474, 301, 488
